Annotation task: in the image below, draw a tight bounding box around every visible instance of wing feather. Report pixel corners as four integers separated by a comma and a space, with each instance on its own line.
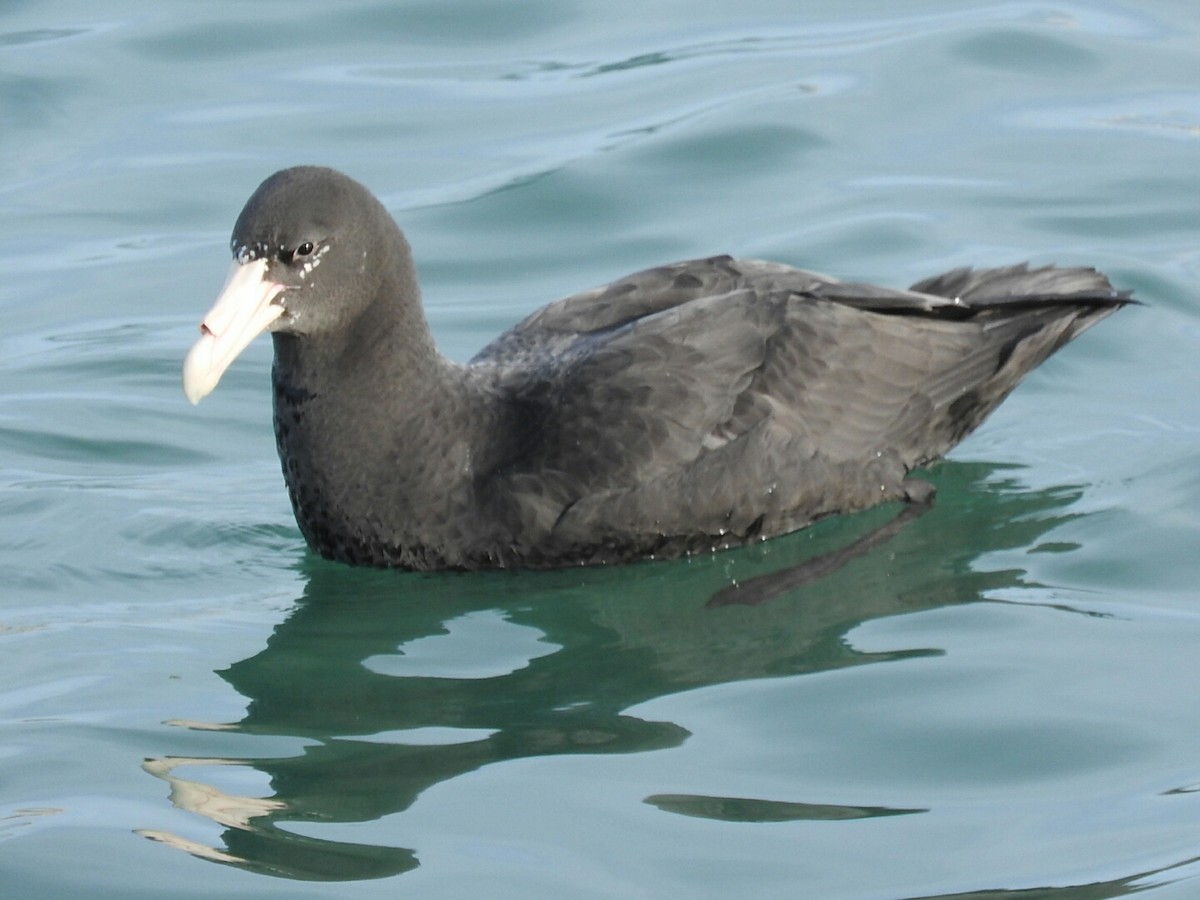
466, 258, 1128, 547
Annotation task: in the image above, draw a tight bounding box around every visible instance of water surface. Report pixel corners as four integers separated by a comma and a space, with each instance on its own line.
2, 1, 1199, 897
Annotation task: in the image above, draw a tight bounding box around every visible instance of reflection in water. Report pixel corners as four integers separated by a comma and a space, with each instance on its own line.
141, 462, 1142, 887
644, 793, 924, 822
910, 856, 1200, 900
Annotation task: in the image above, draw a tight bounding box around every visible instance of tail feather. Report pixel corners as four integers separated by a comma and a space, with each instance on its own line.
910, 263, 1134, 308
888, 266, 1134, 468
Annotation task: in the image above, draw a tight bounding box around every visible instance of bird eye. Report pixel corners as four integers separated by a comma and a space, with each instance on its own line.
280, 241, 318, 266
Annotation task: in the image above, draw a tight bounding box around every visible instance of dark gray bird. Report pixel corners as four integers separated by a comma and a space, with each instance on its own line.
183, 166, 1131, 570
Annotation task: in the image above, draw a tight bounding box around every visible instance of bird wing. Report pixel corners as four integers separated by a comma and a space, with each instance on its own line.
470, 254, 963, 368
469, 259, 1127, 544
480, 283, 781, 490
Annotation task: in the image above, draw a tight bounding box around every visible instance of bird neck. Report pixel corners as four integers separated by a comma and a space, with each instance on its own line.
269, 319, 494, 566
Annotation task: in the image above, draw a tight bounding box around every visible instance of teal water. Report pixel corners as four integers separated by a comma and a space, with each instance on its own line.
2, 0, 1199, 896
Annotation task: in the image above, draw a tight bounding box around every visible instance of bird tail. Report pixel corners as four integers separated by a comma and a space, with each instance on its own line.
902, 264, 1134, 467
